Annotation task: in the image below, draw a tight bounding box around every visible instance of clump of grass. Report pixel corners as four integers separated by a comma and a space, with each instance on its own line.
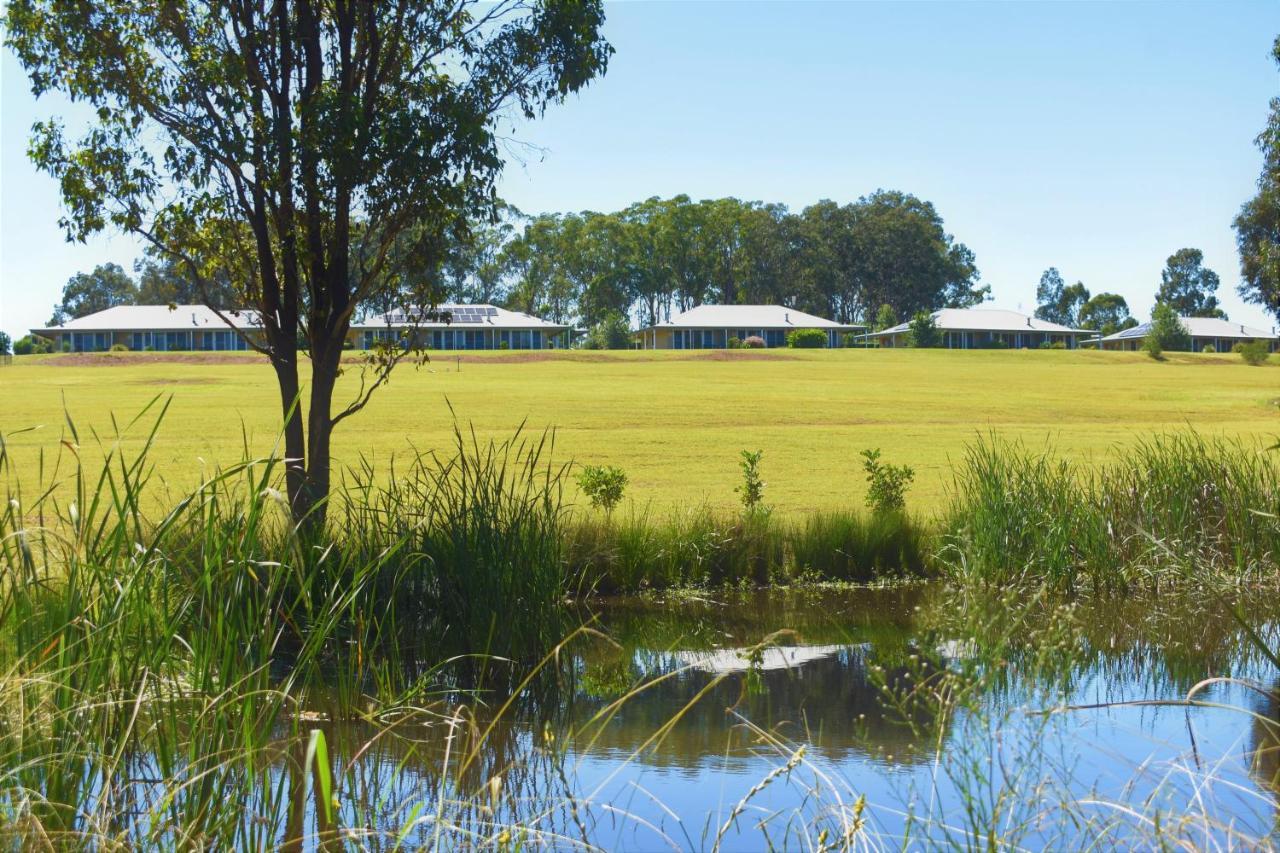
341, 420, 572, 660
790, 510, 928, 582
567, 506, 930, 593
943, 432, 1280, 592
566, 506, 789, 593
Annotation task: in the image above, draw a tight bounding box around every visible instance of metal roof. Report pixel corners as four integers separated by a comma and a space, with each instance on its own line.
869, 308, 1087, 336
35, 304, 261, 332
1100, 316, 1276, 342
640, 304, 862, 331
353, 303, 567, 330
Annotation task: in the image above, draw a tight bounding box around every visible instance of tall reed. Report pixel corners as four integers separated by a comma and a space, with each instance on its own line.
942, 432, 1280, 592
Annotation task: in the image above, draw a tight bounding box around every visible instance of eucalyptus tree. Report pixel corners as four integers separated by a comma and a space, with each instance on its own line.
1077, 292, 1138, 337
850, 190, 984, 322
49, 263, 138, 325
1236, 37, 1280, 323
1156, 248, 1226, 319
6, 0, 610, 524
1035, 269, 1090, 327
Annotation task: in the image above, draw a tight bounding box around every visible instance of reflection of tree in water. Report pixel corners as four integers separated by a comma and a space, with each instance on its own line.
569, 644, 947, 768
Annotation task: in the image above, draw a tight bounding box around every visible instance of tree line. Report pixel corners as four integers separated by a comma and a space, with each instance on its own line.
29, 209, 1236, 353
1030, 246, 1229, 337
35, 189, 990, 338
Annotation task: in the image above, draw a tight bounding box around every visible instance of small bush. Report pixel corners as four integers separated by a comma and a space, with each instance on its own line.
1201, 344, 1216, 354
12, 334, 54, 356
786, 328, 827, 348
727, 336, 741, 349
736, 449, 769, 517
1236, 340, 1271, 366
742, 335, 765, 349
1143, 336, 1163, 360
581, 311, 632, 350
861, 448, 915, 514
1147, 303, 1191, 354
576, 464, 628, 513
907, 311, 940, 347
110, 343, 129, 352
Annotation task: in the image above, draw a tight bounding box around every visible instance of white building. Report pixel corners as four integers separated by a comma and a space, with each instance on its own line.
352, 304, 569, 350
1099, 316, 1277, 352
636, 304, 862, 349
32, 305, 261, 352
865, 308, 1091, 349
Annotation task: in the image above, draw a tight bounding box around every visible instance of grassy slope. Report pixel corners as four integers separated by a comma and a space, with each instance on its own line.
2, 348, 1276, 516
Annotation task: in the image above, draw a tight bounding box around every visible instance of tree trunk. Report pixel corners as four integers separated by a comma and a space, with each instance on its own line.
272, 354, 311, 525
303, 348, 339, 531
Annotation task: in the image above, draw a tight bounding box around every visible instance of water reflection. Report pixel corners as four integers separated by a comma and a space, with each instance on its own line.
103, 584, 1280, 848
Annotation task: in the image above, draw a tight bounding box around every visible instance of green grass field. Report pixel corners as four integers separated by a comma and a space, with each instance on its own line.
2, 348, 1277, 517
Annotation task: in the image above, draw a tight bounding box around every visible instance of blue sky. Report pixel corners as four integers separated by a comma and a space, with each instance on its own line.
3, 1, 1278, 340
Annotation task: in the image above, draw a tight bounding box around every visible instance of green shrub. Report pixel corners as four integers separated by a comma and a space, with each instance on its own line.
1147, 303, 1191, 355
12, 334, 54, 356
109, 343, 129, 352
582, 311, 632, 350
861, 448, 915, 514
576, 464, 628, 513
1235, 340, 1271, 366
786, 328, 827, 348
727, 336, 741, 349
907, 311, 940, 347
1201, 344, 1216, 354
874, 303, 897, 331
735, 449, 769, 517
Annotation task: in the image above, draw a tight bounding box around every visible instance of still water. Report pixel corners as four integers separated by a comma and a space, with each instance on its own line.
297, 584, 1280, 850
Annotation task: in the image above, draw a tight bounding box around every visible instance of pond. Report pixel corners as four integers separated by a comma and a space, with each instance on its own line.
285, 584, 1280, 850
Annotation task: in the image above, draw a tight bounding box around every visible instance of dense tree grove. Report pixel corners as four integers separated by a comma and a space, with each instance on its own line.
1033, 267, 1136, 335
483, 191, 988, 328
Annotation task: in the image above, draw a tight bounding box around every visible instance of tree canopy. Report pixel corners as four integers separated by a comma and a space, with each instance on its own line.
1235, 36, 1280, 324
492, 192, 984, 329
1034, 268, 1090, 327
1155, 248, 1226, 319
1077, 292, 1138, 337
49, 263, 138, 325
7, 0, 611, 524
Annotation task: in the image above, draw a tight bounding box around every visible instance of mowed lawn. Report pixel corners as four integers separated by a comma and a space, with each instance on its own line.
2, 348, 1277, 518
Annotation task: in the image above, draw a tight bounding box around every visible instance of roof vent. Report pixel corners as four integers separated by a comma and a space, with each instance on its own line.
1241, 324, 1245, 334
1026, 317, 1032, 327
192, 313, 198, 327
785, 311, 790, 324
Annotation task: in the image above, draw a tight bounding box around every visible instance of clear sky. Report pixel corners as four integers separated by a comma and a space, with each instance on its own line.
3, 1, 1278, 340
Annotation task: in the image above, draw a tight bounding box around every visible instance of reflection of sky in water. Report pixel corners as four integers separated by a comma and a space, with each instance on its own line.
261, 588, 1280, 849
542, 596, 1280, 850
